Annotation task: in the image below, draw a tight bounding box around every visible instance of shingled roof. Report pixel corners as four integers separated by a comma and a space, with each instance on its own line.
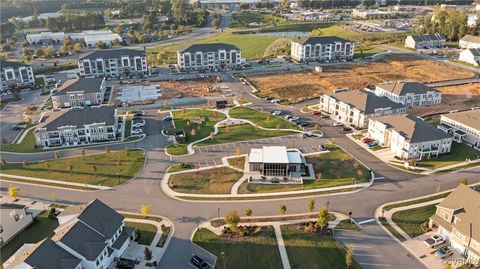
377, 81, 439, 96
36, 107, 116, 131
53, 78, 104, 96
293, 36, 352, 45
330, 90, 404, 114
80, 48, 145, 60
179, 43, 240, 53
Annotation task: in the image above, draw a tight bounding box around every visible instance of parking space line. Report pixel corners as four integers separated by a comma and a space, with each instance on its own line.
359, 263, 392, 267
213, 159, 217, 166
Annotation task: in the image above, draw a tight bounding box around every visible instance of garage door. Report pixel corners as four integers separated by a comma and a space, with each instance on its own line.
439, 227, 451, 241
450, 240, 466, 256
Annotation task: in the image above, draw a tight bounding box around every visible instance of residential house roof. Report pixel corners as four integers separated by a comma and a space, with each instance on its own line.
330, 90, 405, 114
465, 48, 480, 57
0, 60, 30, 70
460, 35, 480, 44
179, 43, 240, 53
373, 114, 451, 143
80, 48, 145, 60
5, 238, 81, 269
112, 227, 135, 250
293, 36, 352, 45
76, 199, 124, 238
377, 81, 439, 96
0, 203, 26, 210
53, 78, 104, 96
409, 33, 446, 43
441, 109, 480, 131
36, 107, 116, 131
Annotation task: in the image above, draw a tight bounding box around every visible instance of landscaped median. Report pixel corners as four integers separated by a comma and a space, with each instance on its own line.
228, 107, 300, 130
1, 149, 145, 187
168, 167, 243, 194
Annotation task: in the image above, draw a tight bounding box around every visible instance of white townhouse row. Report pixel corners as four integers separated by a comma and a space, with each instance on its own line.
26, 30, 122, 47
374, 81, 442, 107
177, 43, 242, 71
459, 48, 480, 66
34, 107, 118, 148
404, 34, 446, 50
0, 60, 35, 91
438, 109, 480, 150
78, 48, 148, 78
4, 199, 135, 269
290, 36, 355, 63
459, 35, 480, 49
319, 89, 406, 129
368, 114, 452, 160
52, 77, 106, 108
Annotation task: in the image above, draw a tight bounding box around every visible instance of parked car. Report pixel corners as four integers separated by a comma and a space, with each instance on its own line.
362, 137, 374, 144
132, 129, 143, 135
271, 98, 280, 103
367, 141, 378, 148
424, 235, 446, 248
133, 123, 144, 128
289, 116, 300, 122
435, 246, 454, 259
163, 116, 173, 121
333, 122, 343, 127
284, 115, 293, 120
191, 255, 209, 269
319, 144, 327, 151
342, 127, 352, 132
264, 96, 273, 101
271, 110, 282, 116
313, 111, 321, 115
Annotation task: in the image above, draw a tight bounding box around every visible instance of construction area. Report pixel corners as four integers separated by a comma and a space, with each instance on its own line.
159, 76, 228, 99
247, 54, 476, 104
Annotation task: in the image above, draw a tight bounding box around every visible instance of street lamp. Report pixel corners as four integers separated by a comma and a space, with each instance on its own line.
217, 208, 220, 220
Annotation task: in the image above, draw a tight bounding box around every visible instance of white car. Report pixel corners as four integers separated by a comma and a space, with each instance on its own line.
131, 129, 143, 135
271, 99, 280, 103
424, 235, 445, 248
289, 116, 300, 122
271, 110, 282, 116
133, 122, 145, 128
333, 122, 343, 127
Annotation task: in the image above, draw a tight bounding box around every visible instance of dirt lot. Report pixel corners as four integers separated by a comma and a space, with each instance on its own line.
409, 83, 480, 116
159, 78, 227, 99
247, 54, 475, 104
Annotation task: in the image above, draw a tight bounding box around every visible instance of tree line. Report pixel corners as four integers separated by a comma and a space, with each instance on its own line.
0, 0, 81, 22
296, 0, 473, 8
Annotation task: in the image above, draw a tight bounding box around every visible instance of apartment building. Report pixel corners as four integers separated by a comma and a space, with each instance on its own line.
404, 34, 446, 50
438, 109, 480, 150
352, 9, 390, 19
375, 81, 442, 107
52, 78, 106, 108
459, 48, 480, 66
319, 89, 406, 128
291, 36, 355, 62
177, 43, 241, 71
34, 107, 118, 148
78, 49, 148, 78
4, 199, 135, 269
0, 204, 33, 246
0, 61, 35, 91
459, 35, 480, 49
368, 114, 452, 160
428, 184, 480, 267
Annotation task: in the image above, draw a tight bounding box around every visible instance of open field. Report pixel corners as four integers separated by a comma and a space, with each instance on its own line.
231, 12, 288, 28
125, 222, 157, 245
192, 227, 283, 269
247, 54, 475, 103
229, 107, 300, 129
168, 167, 243, 194
391, 204, 437, 238
227, 156, 246, 170
0, 211, 58, 265
281, 224, 362, 269
1, 150, 145, 186
410, 83, 480, 116
416, 142, 480, 169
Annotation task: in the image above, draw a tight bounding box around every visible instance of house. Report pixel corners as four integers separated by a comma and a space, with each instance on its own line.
374, 81, 442, 107
0, 60, 35, 92
3, 199, 135, 269
177, 43, 242, 71
319, 89, 406, 128
404, 34, 446, 50
52, 78, 106, 108
248, 146, 307, 177
290, 36, 355, 63
438, 109, 480, 150
459, 35, 480, 49
459, 48, 480, 66
34, 107, 118, 148
352, 9, 390, 19
428, 184, 480, 267
368, 114, 452, 160
4, 238, 82, 269
78, 48, 148, 78
0, 204, 34, 246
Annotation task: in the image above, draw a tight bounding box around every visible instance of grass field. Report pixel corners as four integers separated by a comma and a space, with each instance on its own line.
193, 227, 283, 269
167, 163, 194, 173
378, 217, 406, 241
281, 224, 362, 269
229, 107, 300, 129
0, 211, 59, 265
335, 219, 359, 230
1, 127, 37, 152
417, 142, 480, 170
227, 156, 245, 170
125, 222, 157, 245
247, 54, 475, 104
391, 204, 437, 238
231, 12, 288, 28
168, 167, 243, 194
1, 150, 145, 186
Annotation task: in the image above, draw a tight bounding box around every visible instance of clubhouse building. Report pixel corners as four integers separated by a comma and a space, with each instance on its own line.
248, 146, 307, 178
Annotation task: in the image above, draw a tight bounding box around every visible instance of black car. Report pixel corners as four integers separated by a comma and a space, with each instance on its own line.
264, 96, 273, 101
191, 255, 209, 269
342, 127, 352, 132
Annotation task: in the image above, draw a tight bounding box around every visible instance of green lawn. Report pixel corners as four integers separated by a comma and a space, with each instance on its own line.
231, 12, 288, 28
168, 167, 243, 194
227, 156, 245, 170
417, 142, 480, 169
1, 150, 145, 186
383, 192, 450, 211
167, 163, 194, 173
391, 204, 437, 238
193, 227, 283, 269
165, 109, 226, 156
378, 217, 406, 241
124, 116, 132, 138
197, 124, 296, 146
281, 224, 362, 269
1, 127, 37, 152
229, 107, 299, 130
254, 22, 336, 33
125, 222, 157, 245
35, 77, 45, 86
0, 211, 59, 264
335, 219, 359, 231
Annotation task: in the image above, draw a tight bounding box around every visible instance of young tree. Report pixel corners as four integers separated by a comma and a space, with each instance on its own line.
50, 192, 57, 202
67, 162, 73, 174
140, 204, 151, 217
345, 247, 354, 269
8, 185, 18, 200
307, 198, 315, 213
22, 160, 28, 170
44, 162, 50, 171
459, 178, 468, 185
317, 207, 329, 231
73, 43, 82, 53
1, 158, 6, 166
191, 128, 197, 136
44, 47, 54, 58
212, 18, 221, 28
209, 132, 215, 142
443, 262, 453, 269
235, 147, 241, 156
279, 204, 287, 215
280, 0, 291, 8
92, 165, 97, 177
81, 149, 86, 156
144, 246, 152, 260
224, 210, 240, 230
244, 208, 252, 216
54, 152, 59, 159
